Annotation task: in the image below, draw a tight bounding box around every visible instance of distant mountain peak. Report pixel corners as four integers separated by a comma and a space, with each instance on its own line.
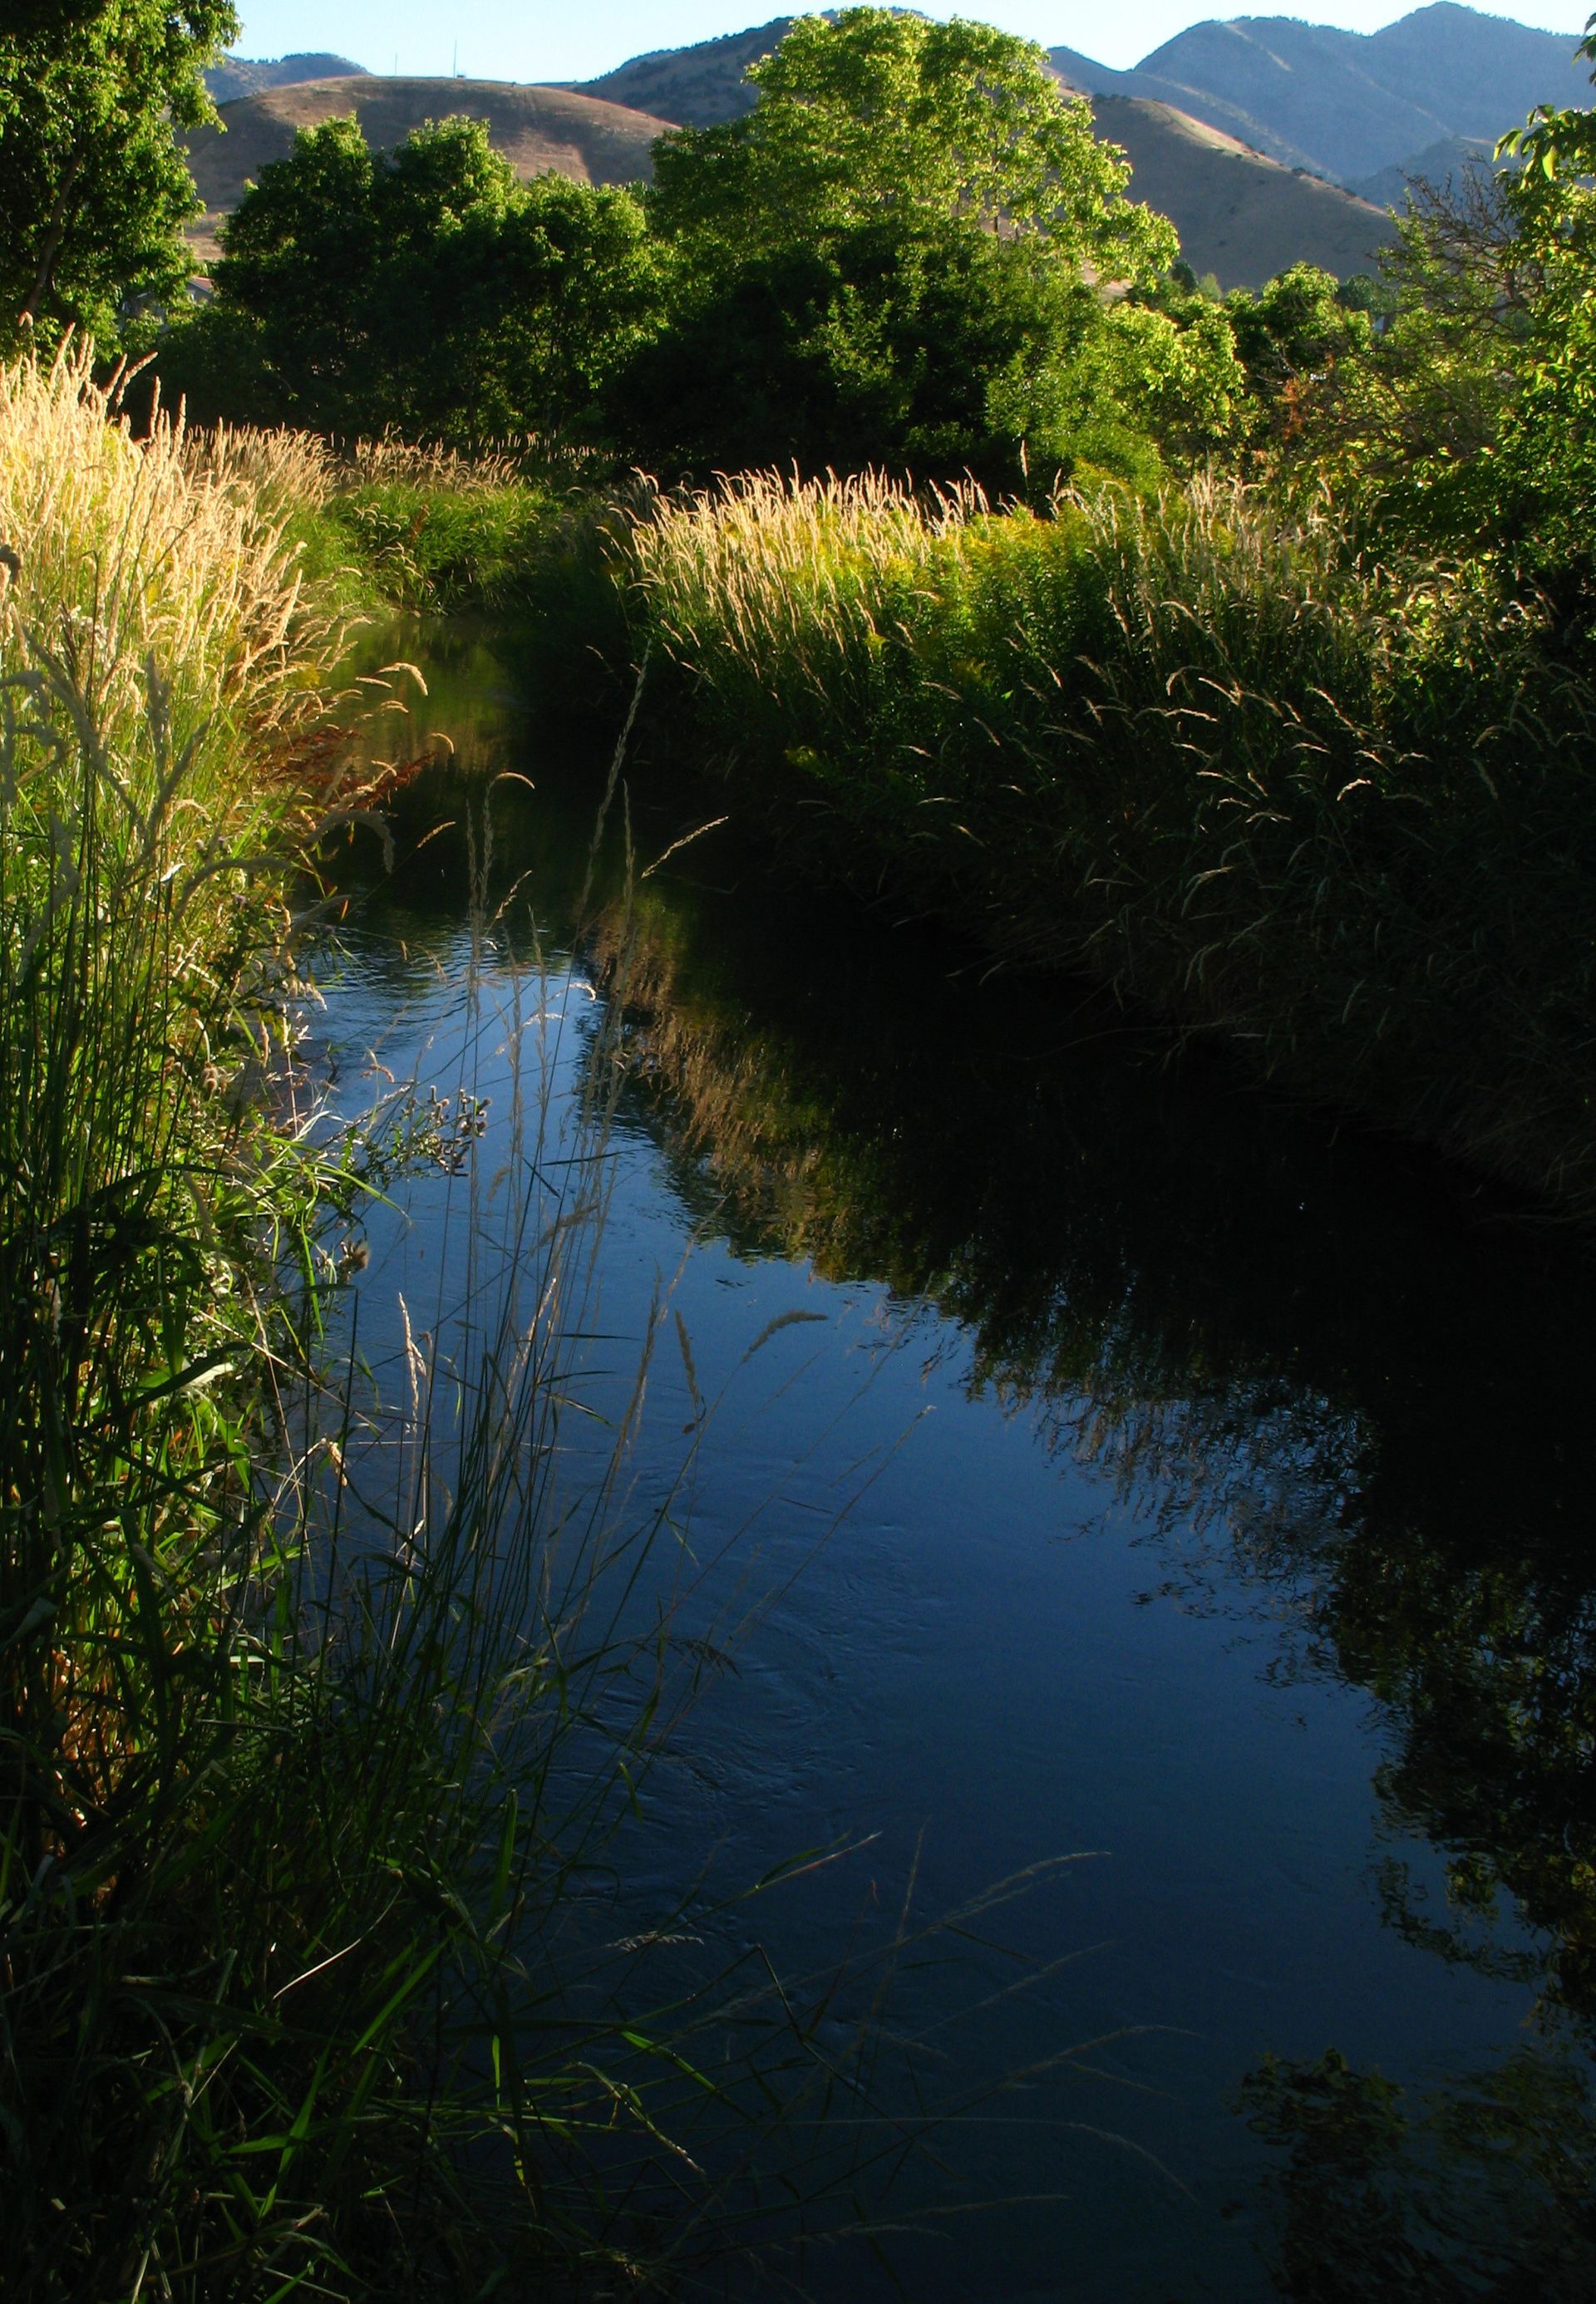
1049, 5, 1594, 187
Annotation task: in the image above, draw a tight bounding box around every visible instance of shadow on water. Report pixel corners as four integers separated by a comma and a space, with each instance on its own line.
322, 618, 1596, 2300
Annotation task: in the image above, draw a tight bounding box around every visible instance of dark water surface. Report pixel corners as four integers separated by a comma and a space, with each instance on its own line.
314, 622, 1596, 2301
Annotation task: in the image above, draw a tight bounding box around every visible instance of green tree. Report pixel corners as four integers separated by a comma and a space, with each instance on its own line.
613, 6, 1191, 483
610, 219, 1160, 485
1224, 261, 1376, 418
1493, 12, 1596, 640
651, 7, 1175, 283
165, 116, 665, 442
0, 1, 237, 348
1273, 183, 1534, 543
191, 113, 382, 431
1272, 15, 1596, 645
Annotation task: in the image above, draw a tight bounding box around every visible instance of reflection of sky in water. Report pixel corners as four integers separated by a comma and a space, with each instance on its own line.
304, 625, 1596, 2302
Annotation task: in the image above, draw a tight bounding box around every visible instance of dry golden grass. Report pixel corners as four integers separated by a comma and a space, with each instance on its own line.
343, 432, 530, 492
0, 345, 349, 830
629, 469, 983, 697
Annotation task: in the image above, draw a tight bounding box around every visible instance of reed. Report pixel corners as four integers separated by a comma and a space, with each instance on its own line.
0, 341, 379, 2292
623, 468, 1596, 1219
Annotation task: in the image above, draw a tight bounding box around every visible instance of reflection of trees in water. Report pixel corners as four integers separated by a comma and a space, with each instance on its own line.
1242, 2043, 1596, 2302
597, 894, 1375, 1550
590, 881, 1596, 2292
316, 639, 1596, 2036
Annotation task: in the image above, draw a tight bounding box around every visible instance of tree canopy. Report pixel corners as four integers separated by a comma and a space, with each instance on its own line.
0, 1, 237, 348
650, 7, 1175, 286
1494, 12, 1596, 632
167, 116, 667, 443
1267, 12, 1596, 638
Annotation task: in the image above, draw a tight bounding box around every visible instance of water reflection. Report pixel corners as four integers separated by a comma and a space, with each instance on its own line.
323, 622, 1596, 2297
571, 878, 1596, 2012
596, 882, 1596, 2292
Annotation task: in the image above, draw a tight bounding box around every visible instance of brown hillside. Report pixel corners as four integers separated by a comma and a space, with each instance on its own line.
1091, 95, 1397, 288
185, 77, 671, 260
573, 19, 791, 126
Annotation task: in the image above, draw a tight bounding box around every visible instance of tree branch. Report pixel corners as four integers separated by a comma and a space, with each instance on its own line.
18, 147, 86, 327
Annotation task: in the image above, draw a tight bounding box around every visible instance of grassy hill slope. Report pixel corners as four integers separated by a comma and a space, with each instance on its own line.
573, 18, 792, 124
204, 52, 367, 103
1095, 96, 1396, 284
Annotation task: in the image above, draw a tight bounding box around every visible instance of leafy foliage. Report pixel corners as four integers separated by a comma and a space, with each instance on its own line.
1491, 14, 1596, 641
1268, 15, 1596, 648
165, 7, 1227, 489
165, 116, 666, 445
611, 217, 1191, 488
648, 7, 1175, 279
0, 1, 237, 349
1222, 260, 1377, 420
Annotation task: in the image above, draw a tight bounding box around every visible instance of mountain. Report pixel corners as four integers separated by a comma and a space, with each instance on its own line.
185, 79, 672, 267
182, 14, 1431, 295
1351, 133, 1500, 207
204, 52, 367, 104
1049, 5, 1594, 187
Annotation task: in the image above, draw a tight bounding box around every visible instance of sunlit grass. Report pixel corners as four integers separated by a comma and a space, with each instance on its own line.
623, 466, 1596, 1218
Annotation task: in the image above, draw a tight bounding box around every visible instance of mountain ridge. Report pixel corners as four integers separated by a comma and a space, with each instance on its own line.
185, 57, 1393, 293
190, 7, 1583, 294
569, 16, 1395, 284
1050, 5, 1593, 185
574, 18, 794, 124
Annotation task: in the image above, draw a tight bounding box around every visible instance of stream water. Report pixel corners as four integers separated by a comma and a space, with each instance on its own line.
313, 619, 1596, 2301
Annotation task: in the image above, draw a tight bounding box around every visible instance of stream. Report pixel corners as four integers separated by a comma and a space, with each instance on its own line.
310, 618, 1596, 2301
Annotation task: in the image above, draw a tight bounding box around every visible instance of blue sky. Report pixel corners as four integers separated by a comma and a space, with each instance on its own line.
231, 2, 1589, 82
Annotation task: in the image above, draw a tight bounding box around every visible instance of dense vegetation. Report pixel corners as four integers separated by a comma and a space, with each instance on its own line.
5, 0, 1596, 2288
0, 362, 919, 2300
618, 464, 1596, 1213
0, 2, 239, 347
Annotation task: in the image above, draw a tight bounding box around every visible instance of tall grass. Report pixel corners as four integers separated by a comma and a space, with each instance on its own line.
0, 343, 378, 2292
260, 435, 614, 618
623, 468, 1596, 1219
2, 357, 1023, 2297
